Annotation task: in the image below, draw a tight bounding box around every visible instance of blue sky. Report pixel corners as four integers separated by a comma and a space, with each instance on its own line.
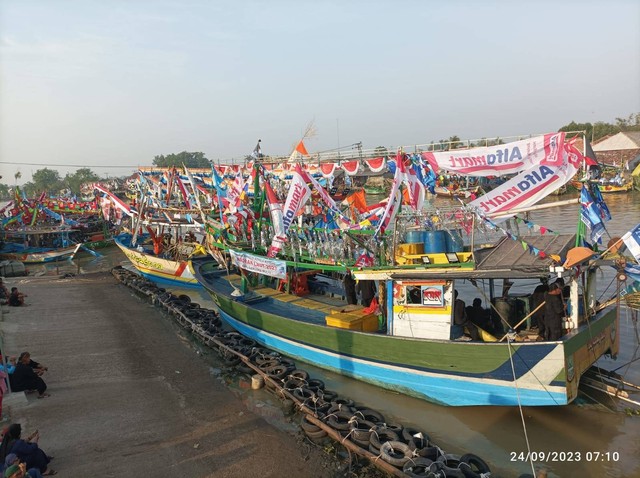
1, 0, 639, 183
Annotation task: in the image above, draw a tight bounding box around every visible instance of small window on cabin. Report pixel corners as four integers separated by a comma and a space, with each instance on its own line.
406, 286, 422, 305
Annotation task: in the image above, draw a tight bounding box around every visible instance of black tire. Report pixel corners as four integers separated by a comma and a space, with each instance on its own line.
439, 454, 462, 468
264, 364, 289, 380
300, 415, 323, 433
306, 378, 325, 392
283, 377, 307, 391
369, 427, 400, 450
353, 408, 385, 424
325, 410, 354, 431
288, 369, 309, 381
379, 440, 412, 467
430, 461, 464, 478
257, 359, 281, 371
304, 428, 327, 439
177, 294, 191, 303
317, 389, 337, 402
459, 454, 491, 477
403, 457, 434, 477
349, 435, 371, 449
292, 387, 316, 402
415, 446, 440, 461
349, 419, 376, 442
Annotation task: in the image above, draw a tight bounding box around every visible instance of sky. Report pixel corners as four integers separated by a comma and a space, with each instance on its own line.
1, 0, 639, 185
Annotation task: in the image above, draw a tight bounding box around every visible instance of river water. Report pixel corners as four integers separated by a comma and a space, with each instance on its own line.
23, 190, 640, 478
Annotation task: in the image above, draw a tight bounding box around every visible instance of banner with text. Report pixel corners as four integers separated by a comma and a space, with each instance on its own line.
468, 142, 581, 217
421, 132, 566, 177
230, 250, 287, 279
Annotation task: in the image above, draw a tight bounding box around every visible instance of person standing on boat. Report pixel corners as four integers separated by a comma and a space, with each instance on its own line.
357, 280, 376, 307
451, 291, 479, 340
543, 283, 565, 340
343, 273, 357, 305
531, 279, 549, 336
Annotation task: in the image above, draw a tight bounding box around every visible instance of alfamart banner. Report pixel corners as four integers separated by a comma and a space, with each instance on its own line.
468, 142, 582, 217
230, 250, 287, 279
421, 132, 565, 177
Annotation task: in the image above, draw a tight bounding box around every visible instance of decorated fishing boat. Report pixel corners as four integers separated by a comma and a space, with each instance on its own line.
191, 133, 639, 406
114, 232, 204, 288
432, 185, 481, 199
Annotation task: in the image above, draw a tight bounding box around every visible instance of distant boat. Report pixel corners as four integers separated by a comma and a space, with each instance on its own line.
114, 233, 202, 288
432, 185, 481, 199
571, 179, 633, 194
0, 228, 82, 263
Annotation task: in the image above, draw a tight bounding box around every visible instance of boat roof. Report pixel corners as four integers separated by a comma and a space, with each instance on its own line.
357, 234, 577, 281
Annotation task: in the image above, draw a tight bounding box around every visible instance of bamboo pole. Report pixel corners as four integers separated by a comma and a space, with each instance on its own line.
499, 301, 545, 342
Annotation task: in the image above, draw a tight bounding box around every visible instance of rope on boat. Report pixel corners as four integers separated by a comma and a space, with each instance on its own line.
506, 336, 537, 478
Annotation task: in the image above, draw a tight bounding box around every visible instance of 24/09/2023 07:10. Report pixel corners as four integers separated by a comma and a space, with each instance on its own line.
510, 451, 620, 462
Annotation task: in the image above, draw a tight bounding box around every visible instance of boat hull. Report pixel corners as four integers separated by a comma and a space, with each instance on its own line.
115, 239, 200, 288
193, 260, 619, 406
0, 244, 81, 264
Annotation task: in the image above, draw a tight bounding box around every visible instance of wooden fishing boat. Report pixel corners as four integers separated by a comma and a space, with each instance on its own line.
114, 233, 204, 288
192, 231, 621, 407
432, 185, 481, 199
0, 228, 83, 263
571, 178, 634, 194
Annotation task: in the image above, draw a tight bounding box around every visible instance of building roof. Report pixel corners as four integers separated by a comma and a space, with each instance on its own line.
593, 132, 640, 151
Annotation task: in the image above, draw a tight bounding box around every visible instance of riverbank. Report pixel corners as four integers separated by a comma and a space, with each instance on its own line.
0, 272, 339, 477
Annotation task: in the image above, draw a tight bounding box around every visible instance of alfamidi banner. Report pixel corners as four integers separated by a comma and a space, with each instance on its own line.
421, 132, 565, 177
230, 250, 287, 279
468, 142, 581, 217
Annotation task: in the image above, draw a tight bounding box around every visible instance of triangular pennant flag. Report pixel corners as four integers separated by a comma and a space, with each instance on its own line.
540, 226, 547, 234
295, 140, 309, 156
522, 241, 528, 251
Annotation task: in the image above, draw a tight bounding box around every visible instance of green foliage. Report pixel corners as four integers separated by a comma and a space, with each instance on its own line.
31, 168, 62, 195
63, 168, 100, 195
558, 113, 640, 142
153, 151, 210, 168
0, 184, 11, 200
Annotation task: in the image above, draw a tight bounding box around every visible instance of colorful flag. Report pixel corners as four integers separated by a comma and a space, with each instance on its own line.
295, 140, 309, 156
590, 183, 611, 222
622, 223, 640, 263
580, 185, 606, 243
264, 179, 286, 258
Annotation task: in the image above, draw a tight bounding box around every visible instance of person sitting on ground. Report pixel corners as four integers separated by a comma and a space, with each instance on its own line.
8, 289, 26, 307
0, 280, 9, 306
11, 354, 49, 399
16, 354, 46, 378
3, 453, 44, 478
4, 425, 54, 476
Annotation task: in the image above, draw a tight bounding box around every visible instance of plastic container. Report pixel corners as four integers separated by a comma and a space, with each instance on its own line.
405, 230, 424, 244
423, 230, 447, 253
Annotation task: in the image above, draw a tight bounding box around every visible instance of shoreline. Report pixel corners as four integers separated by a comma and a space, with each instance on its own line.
0, 271, 340, 477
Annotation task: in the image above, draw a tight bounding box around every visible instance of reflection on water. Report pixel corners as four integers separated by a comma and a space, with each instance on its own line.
24, 191, 640, 477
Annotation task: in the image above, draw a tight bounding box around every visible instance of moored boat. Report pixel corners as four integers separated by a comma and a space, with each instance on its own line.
0, 228, 83, 263
115, 233, 203, 288
192, 231, 621, 406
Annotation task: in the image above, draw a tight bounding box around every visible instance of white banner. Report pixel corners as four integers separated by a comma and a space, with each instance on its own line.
281, 165, 312, 235
421, 133, 565, 177
230, 250, 287, 279
468, 142, 581, 217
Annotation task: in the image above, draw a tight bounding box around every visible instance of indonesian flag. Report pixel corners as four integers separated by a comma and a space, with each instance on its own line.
405, 161, 425, 211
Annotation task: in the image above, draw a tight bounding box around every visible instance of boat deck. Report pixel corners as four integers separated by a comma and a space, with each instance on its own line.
205, 271, 350, 327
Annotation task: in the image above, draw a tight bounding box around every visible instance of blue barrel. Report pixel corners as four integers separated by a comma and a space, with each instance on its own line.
405, 230, 424, 244
445, 230, 464, 253
423, 230, 447, 253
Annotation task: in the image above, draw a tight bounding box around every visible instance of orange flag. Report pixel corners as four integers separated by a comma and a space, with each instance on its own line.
295, 140, 309, 156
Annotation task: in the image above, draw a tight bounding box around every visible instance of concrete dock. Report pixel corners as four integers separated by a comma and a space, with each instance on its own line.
0, 272, 337, 477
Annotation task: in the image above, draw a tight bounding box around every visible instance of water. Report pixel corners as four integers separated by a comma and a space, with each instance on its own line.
27, 190, 640, 478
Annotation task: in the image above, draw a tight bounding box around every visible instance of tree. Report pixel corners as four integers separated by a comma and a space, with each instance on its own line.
31, 168, 62, 195
153, 151, 210, 168
64, 168, 100, 195
0, 184, 10, 200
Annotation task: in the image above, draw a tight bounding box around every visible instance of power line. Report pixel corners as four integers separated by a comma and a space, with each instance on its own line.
0, 161, 140, 168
